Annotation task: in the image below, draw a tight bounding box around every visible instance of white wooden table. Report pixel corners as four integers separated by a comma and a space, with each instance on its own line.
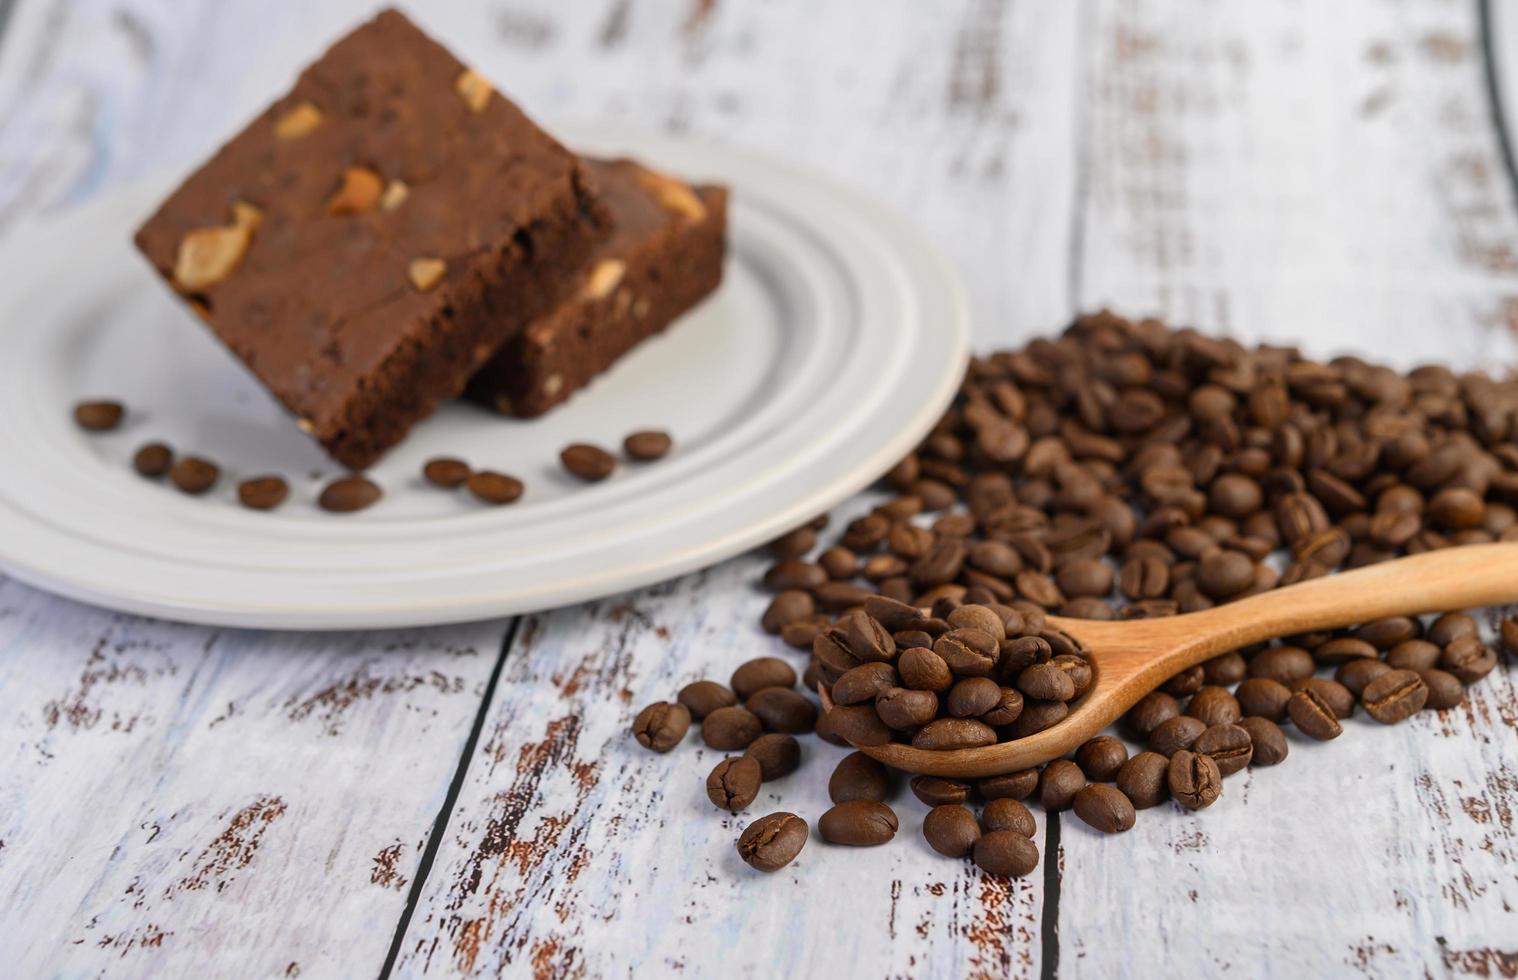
2, 2, 1517, 977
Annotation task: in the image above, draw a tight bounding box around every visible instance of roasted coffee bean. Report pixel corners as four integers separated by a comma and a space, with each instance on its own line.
1286, 689, 1343, 740
912, 717, 997, 750
237, 476, 289, 511
702, 705, 764, 750
862, 595, 925, 631
737, 812, 807, 872
948, 604, 1008, 640
974, 830, 1040, 877
999, 635, 1052, 675
935, 630, 999, 677
946, 677, 1002, 717
560, 443, 617, 481
731, 657, 797, 699
1161, 665, 1205, 696
707, 756, 762, 812
1118, 556, 1170, 600
815, 581, 876, 611
824, 704, 892, 746
1335, 658, 1393, 698
1125, 691, 1181, 738
782, 618, 830, 651
841, 611, 896, 663
1355, 616, 1420, 650
1313, 637, 1378, 664
1427, 612, 1479, 646
1202, 651, 1248, 686
1008, 699, 1068, 738
829, 751, 891, 804
819, 546, 859, 579
1440, 635, 1497, 684
678, 680, 736, 719
894, 628, 934, 650
1038, 759, 1087, 811
1056, 558, 1114, 599
632, 701, 690, 752
970, 540, 1024, 578
897, 647, 954, 692
1235, 678, 1292, 721
1074, 735, 1129, 781
1149, 715, 1206, 756
820, 800, 898, 846
74, 400, 124, 431
1197, 550, 1255, 598
1418, 668, 1466, 710
1168, 750, 1222, 810
169, 456, 219, 495
875, 688, 940, 730
1294, 677, 1355, 719
319, 475, 382, 513
978, 769, 1039, 801
911, 775, 971, 807
422, 457, 471, 488
1362, 669, 1429, 723
746, 687, 817, 733
466, 471, 524, 505
923, 804, 982, 857
1248, 646, 1316, 684
1239, 716, 1288, 766
831, 663, 900, 705
1117, 751, 1171, 808
983, 798, 1037, 837
980, 686, 1026, 726
813, 629, 861, 678
132, 442, 172, 477
1186, 686, 1241, 727
1072, 784, 1136, 833
1193, 723, 1253, 776
1385, 639, 1442, 672
624, 429, 673, 461
761, 591, 817, 634
765, 559, 828, 591
1050, 654, 1095, 696
1017, 663, 1075, 702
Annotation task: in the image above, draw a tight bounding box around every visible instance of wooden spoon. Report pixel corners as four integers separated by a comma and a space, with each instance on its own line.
818, 542, 1518, 778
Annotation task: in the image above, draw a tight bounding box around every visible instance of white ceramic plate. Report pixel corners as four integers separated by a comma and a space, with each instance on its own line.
0, 128, 969, 629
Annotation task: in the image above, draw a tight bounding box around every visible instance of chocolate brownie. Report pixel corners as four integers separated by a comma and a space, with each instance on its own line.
133, 9, 610, 469
467, 158, 728, 417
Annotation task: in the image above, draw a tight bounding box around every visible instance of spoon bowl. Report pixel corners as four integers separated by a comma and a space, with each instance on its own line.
818, 542, 1518, 777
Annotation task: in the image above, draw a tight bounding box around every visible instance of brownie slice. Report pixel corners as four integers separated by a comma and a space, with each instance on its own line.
133, 8, 610, 469
466, 158, 728, 417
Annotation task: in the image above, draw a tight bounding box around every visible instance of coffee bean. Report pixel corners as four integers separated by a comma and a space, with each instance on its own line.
824, 704, 892, 746
624, 429, 672, 461
74, 400, 124, 431
466, 471, 524, 505
1117, 751, 1171, 808
632, 701, 690, 752
1072, 784, 1136, 833
1334, 658, 1392, 698
1238, 716, 1288, 766
677, 680, 736, 719
947, 677, 1002, 717
1362, 668, 1429, 723
831, 663, 899, 705
237, 476, 289, 511
819, 800, 898, 846
1418, 668, 1465, 710
1038, 759, 1086, 811
818, 546, 859, 580
978, 769, 1039, 801
1235, 678, 1292, 721
1017, 663, 1075, 702
973, 830, 1040, 877
841, 611, 896, 663
1354, 616, 1420, 650
702, 705, 763, 750
893, 647, 951, 692
760, 591, 816, 635
770, 526, 817, 560
744, 733, 801, 780
1125, 691, 1180, 737
1118, 556, 1170, 600
1161, 665, 1204, 696
1440, 635, 1497, 684
1248, 646, 1315, 684
1385, 640, 1442, 672
737, 812, 808, 872
999, 635, 1052, 675
707, 756, 762, 812
781, 618, 829, 650
1294, 677, 1356, 719
765, 559, 827, 591
981, 799, 1034, 839
815, 581, 876, 611
1197, 550, 1255, 598
1286, 689, 1343, 740
560, 443, 616, 481
422, 457, 471, 488
1186, 686, 1241, 727
911, 775, 972, 807
1074, 735, 1129, 781
1193, 723, 1253, 776
829, 751, 891, 803
319, 475, 382, 513
1201, 652, 1248, 686
169, 456, 219, 495
978, 686, 1025, 727
872, 687, 937, 730
1427, 612, 1479, 646
1009, 699, 1068, 738
1313, 637, 1378, 664
746, 687, 817, 733
911, 717, 997, 750
731, 657, 797, 699
1167, 750, 1223, 810
132, 442, 172, 477
923, 804, 982, 857
1149, 715, 1206, 756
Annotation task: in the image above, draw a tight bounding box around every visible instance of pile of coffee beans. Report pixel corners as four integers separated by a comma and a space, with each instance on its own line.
631, 312, 1516, 879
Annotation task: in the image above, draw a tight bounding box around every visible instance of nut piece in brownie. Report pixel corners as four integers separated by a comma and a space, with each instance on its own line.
467, 158, 727, 418
133, 9, 610, 469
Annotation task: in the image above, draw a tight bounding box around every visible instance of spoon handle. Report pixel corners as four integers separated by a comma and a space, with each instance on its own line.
1178, 541, 1518, 656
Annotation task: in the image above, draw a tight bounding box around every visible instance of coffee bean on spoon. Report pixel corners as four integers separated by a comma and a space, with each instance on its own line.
423, 457, 471, 488
561, 443, 616, 481
170, 456, 219, 495
133, 442, 172, 477
238, 476, 289, 511
736, 812, 807, 872
624, 429, 672, 461
319, 475, 382, 513
74, 400, 124, 431
466, 471, 523, 505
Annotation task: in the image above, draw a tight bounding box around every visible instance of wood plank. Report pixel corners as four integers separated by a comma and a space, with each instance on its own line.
1060, 1, 1518, 974
392, 1, 1083, 974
